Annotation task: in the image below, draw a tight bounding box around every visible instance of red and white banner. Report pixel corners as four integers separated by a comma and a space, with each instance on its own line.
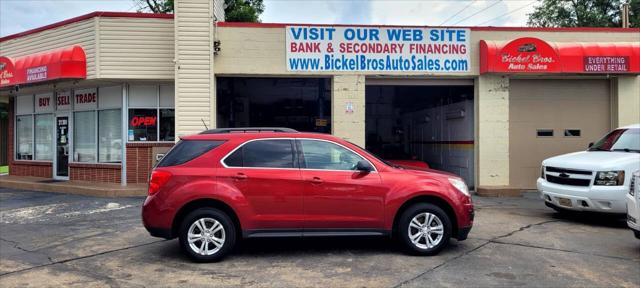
481, 37, 639, 74
0, 45, 86, 88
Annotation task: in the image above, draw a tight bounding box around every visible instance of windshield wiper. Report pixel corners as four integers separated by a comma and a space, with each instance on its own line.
612, 148, 640, 153
588, 147, 610, 151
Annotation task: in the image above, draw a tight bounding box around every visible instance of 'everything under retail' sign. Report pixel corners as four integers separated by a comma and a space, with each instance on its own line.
286, 26, 470, 73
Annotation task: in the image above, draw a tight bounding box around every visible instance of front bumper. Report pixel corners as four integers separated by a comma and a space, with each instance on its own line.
626, 194, 640, 232
456, 226, 472, 241
537, 178, 627, 214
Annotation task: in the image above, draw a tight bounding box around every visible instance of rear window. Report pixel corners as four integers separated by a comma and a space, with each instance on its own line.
156, 140, 225, 167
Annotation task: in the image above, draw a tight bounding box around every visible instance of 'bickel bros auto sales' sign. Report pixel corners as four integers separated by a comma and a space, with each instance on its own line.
286, 26, 471, 73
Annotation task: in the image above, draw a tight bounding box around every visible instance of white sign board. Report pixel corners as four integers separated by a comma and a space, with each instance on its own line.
286, 26, 470, 73
35, 93, 53, 113
56, 90, 72, 111
73, 88, 97, 110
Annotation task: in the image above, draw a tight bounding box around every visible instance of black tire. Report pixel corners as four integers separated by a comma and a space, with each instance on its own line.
397, 203, 452, 256
178, 208, 236, 262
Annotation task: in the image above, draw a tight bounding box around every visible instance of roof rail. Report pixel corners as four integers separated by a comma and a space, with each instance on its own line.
200, 127, 299, 134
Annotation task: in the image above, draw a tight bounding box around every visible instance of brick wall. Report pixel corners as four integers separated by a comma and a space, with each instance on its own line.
11, 161, 53, 177
69, 163, 121, 183
126, 142, 174, 184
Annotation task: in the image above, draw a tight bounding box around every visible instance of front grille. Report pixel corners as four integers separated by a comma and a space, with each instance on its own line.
630, 176, 636, 196
546, 175, 591, 186
546, 166, 592, 175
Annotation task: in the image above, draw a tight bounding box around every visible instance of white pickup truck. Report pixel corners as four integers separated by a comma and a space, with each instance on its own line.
537, 124, 640, 214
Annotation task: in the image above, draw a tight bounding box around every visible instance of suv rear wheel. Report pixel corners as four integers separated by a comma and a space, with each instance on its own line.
179, 208, 236, 262
398, 203, 451, 255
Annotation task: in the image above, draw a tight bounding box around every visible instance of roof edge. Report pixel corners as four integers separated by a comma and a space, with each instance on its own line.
1, 11, 639, 43
218, 21, 640, 33
0, 11, 174, 43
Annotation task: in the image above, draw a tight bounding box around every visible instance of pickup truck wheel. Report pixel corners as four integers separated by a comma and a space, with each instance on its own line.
179, 208, 236, 262
398, 203, 451, 255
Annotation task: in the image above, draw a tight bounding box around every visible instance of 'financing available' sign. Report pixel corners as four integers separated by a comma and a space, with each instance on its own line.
286, 26, 471, 73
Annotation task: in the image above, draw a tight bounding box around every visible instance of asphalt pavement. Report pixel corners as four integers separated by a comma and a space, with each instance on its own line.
0, 187, 638, 287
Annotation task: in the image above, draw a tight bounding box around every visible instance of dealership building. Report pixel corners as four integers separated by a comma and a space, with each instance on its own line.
0, 0, 639, 195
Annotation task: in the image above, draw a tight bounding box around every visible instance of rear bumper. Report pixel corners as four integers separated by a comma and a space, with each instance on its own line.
142, 195, 176, 239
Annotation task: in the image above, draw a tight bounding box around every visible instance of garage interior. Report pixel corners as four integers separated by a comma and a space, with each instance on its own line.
216, 77, 331, 133
365, 82, 475, 187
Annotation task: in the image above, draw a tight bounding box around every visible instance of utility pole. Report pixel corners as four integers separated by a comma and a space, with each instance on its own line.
621, 3, 630, 28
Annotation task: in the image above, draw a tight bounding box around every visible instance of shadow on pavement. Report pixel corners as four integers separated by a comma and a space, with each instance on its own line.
548, 210, 628, 228
151, 236, 469, 261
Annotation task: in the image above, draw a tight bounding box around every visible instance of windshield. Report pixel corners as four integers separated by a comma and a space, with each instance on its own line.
589, 128, 640, 153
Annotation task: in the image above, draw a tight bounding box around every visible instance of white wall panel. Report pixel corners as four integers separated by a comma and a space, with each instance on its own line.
98, 17, 175, 79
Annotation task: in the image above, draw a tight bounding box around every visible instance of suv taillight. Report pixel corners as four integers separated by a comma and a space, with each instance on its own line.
148, 170, 172, 196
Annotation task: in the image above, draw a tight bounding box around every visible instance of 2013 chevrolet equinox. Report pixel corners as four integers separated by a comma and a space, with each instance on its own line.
142, 128, 474, 262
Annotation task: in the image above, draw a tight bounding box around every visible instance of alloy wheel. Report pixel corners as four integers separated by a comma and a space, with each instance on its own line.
407, 212, 444, 249
187, 217, 226, 256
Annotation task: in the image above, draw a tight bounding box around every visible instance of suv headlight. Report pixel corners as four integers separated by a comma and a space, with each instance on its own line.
541, 166, 546, 180
594, 171, 625, 186
449, 178, 470, 197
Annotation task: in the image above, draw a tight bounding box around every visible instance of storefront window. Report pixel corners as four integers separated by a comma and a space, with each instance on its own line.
128, 109, 157, 141
128, 84, 175, 142
99, 109, 122, 162
15, 87, 122, 165
74, 111, 96, 162
16, 115, 33, 160
35, 114, 53, 161
160, 109, 175, 141
217, 78, 331, 133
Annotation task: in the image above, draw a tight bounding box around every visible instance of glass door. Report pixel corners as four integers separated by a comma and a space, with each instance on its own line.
54, 115, 70, 179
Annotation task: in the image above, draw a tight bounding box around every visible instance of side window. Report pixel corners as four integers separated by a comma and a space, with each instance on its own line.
223, 139, 295, 168
300, 140, 364, 171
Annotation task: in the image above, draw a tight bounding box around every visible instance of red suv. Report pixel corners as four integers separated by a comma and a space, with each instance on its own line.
142, 128, 474, 262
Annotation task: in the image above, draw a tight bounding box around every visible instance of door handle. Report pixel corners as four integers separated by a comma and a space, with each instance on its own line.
232, 173, 247, 181
309, 177, 323, 184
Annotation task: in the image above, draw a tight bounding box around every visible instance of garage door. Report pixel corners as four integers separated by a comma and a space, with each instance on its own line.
509, 79, 611, 189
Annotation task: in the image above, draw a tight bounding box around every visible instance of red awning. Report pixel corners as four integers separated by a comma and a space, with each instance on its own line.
0, 45, 86, 88
480, 37, 640, 74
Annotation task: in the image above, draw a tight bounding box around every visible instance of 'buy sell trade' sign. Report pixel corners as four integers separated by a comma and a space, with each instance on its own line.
286, 26, 470, 72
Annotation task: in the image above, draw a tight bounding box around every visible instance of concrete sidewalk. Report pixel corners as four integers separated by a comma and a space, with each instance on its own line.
0, 176, 146, 197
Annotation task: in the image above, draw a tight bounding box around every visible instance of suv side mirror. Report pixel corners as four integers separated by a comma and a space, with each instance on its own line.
356, 160, 373, 172
588, 142, 594, 148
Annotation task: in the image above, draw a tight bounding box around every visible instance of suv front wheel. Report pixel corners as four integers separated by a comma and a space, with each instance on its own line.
179, 208, 236, 262
398, 203, 452, 255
